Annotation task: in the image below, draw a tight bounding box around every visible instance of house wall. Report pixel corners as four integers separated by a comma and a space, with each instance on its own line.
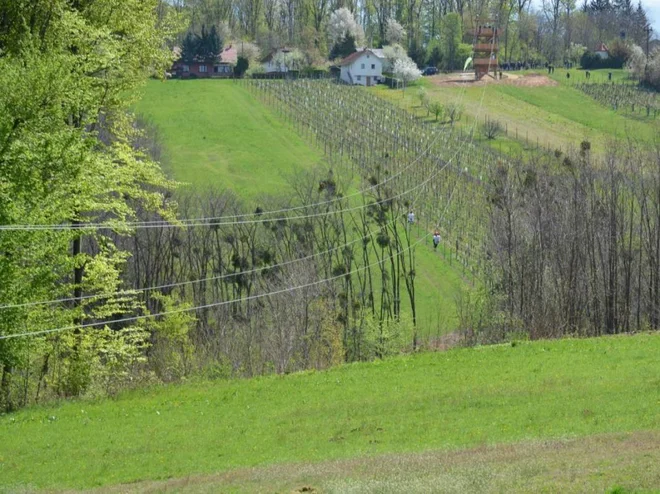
595, 51, 609, 60
340, 65, 353, 84
174, 62, 233, 78
340, 53, 383, 86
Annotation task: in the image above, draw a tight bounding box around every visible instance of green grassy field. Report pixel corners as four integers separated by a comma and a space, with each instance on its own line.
372, 69, 659, 156
1, 333, 658, 492
134, 80, 323, 197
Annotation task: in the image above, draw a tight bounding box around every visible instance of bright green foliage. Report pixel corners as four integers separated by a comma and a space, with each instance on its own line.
0, 0, 183, 410
439, 13, 462, 71
146, 294, 197, 382
0, 333, 658, 490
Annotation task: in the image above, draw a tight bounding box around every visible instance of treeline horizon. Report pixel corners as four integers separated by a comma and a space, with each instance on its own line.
162, 0, 657, 69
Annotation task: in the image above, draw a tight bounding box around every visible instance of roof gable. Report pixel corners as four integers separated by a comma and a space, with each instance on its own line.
220, 45, 237, 64
340, 49, 377, 66
596, 42, 609, 52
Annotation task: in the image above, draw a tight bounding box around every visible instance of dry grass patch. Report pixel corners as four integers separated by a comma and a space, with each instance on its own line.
91, 430, 660, 494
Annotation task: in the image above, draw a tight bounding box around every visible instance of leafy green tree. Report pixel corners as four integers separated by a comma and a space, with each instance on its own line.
426, 39, 443, 67
235, 56, 250, 76
440, 13, 463, 71
330, 34, 357, 60
0, 0, 182, 410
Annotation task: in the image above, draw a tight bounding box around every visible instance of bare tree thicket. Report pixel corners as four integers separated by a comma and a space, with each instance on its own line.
483, 142, 660, 340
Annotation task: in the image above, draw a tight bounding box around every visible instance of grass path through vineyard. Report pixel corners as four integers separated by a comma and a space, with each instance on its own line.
135, 80, 469, 338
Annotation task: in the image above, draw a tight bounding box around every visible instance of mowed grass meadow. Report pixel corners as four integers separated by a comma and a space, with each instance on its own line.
1, 334, 659, 491
134, 80, 323, 197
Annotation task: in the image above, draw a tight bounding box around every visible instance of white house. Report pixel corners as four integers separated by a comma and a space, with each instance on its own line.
366, 48, 390, 72
340, 49, 384, 86
595, 42, 609, 59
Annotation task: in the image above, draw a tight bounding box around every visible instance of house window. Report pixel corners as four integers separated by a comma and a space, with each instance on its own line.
182, 64, 189, 72
371, 64, 375, 69
361, 63, 365, 69
357, 75, 362, 81
199, 65, 207, 73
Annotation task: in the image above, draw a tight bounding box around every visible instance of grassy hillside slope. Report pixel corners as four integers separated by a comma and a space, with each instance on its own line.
135, 80, 468, 337
1, 334, 658, 491
134, 80, 323, 197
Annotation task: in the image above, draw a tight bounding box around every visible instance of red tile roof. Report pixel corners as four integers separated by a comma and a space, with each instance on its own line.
596, 42, 609, 52
221, 45, 237, 64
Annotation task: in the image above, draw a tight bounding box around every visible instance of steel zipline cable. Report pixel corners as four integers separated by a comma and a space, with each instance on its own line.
0, 124, 456, 232
0, 164, 465, 341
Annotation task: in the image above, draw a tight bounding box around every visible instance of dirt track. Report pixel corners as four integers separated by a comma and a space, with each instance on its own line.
430, 72, 558, 88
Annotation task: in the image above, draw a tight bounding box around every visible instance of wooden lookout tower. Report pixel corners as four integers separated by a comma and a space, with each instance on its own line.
470, 20, 499, 80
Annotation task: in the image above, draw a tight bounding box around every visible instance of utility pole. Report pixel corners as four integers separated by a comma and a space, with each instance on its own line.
644, 24, 652, 81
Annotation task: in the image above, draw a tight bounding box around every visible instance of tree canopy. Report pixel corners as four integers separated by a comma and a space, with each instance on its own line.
0, 0, 181, 410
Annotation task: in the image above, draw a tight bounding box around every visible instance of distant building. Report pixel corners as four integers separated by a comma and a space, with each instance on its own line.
172, 45, 237, 78
339, 49, 383, 86
595, 43, 609, 59
262, 48, 295, 73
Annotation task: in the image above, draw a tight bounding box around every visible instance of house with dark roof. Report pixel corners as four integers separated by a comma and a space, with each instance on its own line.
339, 49, 383, 86
172, 45, 237, 78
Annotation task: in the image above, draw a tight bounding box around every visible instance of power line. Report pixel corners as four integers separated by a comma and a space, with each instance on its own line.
0, 167, 463, 341
0, 164, 444, 311
0, 124, 455, 232
0, 38, 495, 335
0, 54, 483, 233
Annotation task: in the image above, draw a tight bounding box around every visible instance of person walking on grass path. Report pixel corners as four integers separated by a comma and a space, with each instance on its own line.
407, 210, 415, 224
433, 231, 441, 250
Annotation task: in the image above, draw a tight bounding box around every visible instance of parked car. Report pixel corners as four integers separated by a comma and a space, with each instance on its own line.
422, 66, 439, 76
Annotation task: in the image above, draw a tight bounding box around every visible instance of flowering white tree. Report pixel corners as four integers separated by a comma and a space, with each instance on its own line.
394, 57, 421, 90
328, 8, 364, 45
385, 18, 406, 45
382, 43, 408, 72
647, 48, 660, 89
236, 41, 261, 63
273, 48, 305, 71
626, 44, 646, 79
